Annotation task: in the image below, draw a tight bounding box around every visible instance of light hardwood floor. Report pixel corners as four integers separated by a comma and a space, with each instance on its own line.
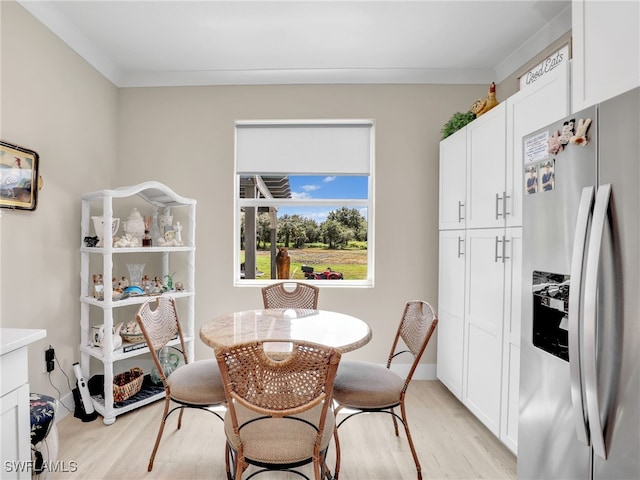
51, 381, 516, 479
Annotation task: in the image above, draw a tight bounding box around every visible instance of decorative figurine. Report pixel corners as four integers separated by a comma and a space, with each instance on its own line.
123, 208, 145, 244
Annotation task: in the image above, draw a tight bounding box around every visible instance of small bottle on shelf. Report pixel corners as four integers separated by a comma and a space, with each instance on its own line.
142, 229, 152, 247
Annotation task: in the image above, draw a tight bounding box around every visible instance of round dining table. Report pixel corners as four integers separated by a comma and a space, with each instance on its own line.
199, 308, 372, 353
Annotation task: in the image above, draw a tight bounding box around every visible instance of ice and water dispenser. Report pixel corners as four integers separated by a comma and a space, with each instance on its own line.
532, 271, 571, 361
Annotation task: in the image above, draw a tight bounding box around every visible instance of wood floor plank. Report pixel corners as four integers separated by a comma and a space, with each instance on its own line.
51, 381, 516, 479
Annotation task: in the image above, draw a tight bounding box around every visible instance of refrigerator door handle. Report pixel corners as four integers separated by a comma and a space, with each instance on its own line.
568, 186, 595, 446
583, 183, 612, 460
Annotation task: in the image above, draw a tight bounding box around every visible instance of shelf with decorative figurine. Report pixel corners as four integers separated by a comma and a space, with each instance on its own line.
79, 181, 196, 425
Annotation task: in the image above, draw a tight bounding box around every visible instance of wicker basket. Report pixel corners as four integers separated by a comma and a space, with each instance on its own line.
113, 367, 144, 402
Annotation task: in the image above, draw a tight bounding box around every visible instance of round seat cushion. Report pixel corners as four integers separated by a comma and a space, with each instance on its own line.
30, 393, 57, 445
224, 401, 335, 465
332, 360, 405, 409
167, 359, 226, 406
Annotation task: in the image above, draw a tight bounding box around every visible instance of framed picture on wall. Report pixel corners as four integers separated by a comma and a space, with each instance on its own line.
0, 140, 41, 210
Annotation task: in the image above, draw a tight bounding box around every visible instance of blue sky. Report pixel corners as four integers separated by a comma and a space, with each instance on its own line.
279, 175, 368, 223
289, 175, 367, 200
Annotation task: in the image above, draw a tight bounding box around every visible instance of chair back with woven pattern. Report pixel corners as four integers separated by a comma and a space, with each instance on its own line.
216, 340, 341, 479
388, 301, 438, 386
261, 281, 319, 309
136, 296, 186, 353
217, 340, 339, 416
135, 296, 225, 473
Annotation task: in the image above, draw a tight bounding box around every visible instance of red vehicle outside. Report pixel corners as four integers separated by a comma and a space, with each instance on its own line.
301, 265, 344, 280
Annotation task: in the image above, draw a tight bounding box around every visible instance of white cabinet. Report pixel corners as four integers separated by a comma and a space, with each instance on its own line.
462, 228, 506, 435
80, 182, 196, 425
437, 61, 568, 453
439, 129, 467, 230
572, 0, 640, 110
500, 227, 522, 453
465, 103, 507, 229
462, 228, 521, 440
1, 329, 46, 480
436, 230, 466, 399
505, 61, 570, 228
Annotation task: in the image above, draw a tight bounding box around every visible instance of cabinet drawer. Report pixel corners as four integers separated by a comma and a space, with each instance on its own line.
1, 348, 28, 394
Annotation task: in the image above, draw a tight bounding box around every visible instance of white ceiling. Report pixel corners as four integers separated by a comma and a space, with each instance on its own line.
18, 0, 571, 88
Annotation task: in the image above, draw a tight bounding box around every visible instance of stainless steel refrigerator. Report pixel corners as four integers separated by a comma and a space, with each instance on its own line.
518, 86, 639, 479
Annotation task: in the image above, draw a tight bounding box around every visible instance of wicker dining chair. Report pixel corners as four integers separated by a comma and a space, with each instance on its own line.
332, 300, 438, 480
215, 339, 341, 480
136, 296, 226, 472
261, 282, 319, 309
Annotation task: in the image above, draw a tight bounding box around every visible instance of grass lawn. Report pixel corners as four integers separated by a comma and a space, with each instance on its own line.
243, 248, 368, 280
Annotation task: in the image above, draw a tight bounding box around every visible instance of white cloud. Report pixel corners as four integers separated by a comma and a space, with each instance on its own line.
301, 184, 321, 192
291, 191, 311, 199
323, 176, 336, 183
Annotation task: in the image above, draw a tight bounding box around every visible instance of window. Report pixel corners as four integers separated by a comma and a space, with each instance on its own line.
234, 120, 374, 286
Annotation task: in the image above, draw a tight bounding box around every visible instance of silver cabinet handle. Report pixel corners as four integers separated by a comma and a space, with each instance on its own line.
495, 193, 504, 219
494, 236, 503, 262
504, 192, 511, 217
502, 236, 510, 263
457, 236, 464, 258
583, 184, 611, 460
569, 186, 595, 446
458, 201, 465, 222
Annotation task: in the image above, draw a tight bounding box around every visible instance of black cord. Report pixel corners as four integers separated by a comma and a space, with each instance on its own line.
47, 374, 73, 413
46, 353, 74, 413
55, 353, 74, 391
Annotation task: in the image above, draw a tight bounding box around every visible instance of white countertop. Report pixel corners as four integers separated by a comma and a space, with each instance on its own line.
0, 328, 47, 356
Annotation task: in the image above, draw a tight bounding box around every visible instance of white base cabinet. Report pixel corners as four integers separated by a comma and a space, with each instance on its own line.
462, 228, 507, 435
1, 329, 47, 480
80, 182, 196, 425
500, 228, 523, 453
436, 230, 466, 399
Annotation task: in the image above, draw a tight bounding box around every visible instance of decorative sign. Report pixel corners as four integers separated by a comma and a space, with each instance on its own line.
519, 44, 569, 90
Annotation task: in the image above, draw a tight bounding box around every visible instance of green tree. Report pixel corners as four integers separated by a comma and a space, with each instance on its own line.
277, 214, 307, 248
302, 218, 321, 244
321, 219, 353, 249
257, 212, 272, 249
326, 207, 367, 241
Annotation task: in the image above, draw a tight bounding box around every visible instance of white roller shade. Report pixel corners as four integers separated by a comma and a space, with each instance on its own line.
236, 120, 372, 175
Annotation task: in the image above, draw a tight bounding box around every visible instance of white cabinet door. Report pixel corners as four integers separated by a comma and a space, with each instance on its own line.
436, 230, 466, 400
500, 227, 522, 454
1, 386, 30, 480
466, 103, 507, 229
572, 0, 640, 110
463, 228, 505, 435
439, 129, 467, 230
506, 62, 570, 228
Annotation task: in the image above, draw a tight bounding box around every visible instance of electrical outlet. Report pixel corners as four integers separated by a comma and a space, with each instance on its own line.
44, 346, 55, 373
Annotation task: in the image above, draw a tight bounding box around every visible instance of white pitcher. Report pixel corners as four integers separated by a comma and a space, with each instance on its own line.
91, 216, 120, 247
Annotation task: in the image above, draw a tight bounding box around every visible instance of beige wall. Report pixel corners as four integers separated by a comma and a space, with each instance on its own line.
115, 82, 486, 368
6, 0, 568, 408
1, 1, 118, 395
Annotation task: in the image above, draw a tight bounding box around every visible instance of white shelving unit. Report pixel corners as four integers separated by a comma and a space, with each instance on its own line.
79, 181, 196, 425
